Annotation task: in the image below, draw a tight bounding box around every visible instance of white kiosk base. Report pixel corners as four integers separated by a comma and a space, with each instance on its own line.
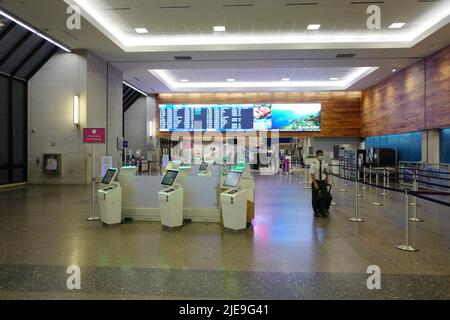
159, 186, 184, 228
220, 189, 248, 231
98, 183, 122, 225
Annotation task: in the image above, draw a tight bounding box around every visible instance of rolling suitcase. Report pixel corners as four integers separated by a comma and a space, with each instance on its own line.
318, 184, 333, 214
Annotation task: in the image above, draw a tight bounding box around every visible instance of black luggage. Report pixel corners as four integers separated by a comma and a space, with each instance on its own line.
317, 183, 332, 214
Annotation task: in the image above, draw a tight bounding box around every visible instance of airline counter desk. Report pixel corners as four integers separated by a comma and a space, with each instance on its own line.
119, 165, 255, 224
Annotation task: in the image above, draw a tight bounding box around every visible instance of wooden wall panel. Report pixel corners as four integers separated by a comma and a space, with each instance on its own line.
426, 46, 450, 129
361, 60, 426, 137
156, 91, 362, 138
361, 44, 450, 137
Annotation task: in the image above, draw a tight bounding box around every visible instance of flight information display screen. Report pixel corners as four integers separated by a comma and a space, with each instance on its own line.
159, 103, 321, 132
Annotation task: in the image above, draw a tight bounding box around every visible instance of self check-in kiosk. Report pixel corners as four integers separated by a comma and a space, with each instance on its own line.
98, 168, 122, 225
220, 170, 248, 231
158, 169, 184, 229
197, 162, 212, 176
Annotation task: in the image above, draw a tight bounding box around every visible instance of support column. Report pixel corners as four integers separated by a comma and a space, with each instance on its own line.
422, 129, 440, 163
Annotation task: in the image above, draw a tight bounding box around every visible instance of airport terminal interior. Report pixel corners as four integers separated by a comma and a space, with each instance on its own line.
0, 0, 449, 300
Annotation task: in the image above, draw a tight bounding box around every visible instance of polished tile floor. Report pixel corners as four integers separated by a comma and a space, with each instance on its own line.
0, 174, 449, 300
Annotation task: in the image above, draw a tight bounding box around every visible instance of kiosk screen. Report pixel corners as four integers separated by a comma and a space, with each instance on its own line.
199, 162, 208, 171
223, 171, 243, 188
101, 169, 117, 185
162, 170, 179, 186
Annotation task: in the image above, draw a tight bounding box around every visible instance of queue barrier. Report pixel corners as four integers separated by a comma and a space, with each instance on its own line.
328, 164, 450, 252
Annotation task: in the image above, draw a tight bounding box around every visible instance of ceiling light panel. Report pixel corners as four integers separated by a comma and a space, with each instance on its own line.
307, 24, 321, 30
213, 26, 226, 32
64, 0, 450, 51
134, 27, 149, 34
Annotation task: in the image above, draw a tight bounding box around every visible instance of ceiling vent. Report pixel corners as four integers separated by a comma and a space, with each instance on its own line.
285, 2, 319, 6
174, 56, 192, 60
100, 7, 131, 11
336, 53, 357, 58
350, 1, 384, 4
222, 4, 254, 7
160, 6, 192, 9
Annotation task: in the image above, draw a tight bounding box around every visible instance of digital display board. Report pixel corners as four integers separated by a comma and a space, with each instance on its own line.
159, 103, 321, 132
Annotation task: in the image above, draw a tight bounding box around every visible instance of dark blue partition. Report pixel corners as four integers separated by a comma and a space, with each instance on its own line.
440, 128, 450, 164
365, 132, 422, 162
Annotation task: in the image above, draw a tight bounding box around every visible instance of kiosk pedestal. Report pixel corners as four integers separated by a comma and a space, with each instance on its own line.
158, 170, 184, 229
98, 183, 122, 224
221, 189, 248, 231
159, 186, 184, 228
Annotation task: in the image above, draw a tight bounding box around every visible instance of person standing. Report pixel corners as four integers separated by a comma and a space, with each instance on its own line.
310, 150, 329, 217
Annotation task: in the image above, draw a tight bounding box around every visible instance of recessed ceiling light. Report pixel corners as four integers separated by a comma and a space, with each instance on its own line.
180, 79, 189, 82
213, 26, 226, 32
134, 27, 149, 34
226, 78, 235, 82
0, 22, 4, 27
307, 24, 321, 30
392, 68, 397, 73
281, 78, 290, 81
329, 77, 339, 81
388, 22, 406, 29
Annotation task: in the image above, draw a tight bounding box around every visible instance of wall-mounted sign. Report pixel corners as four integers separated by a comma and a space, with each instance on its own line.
83, 128, 106, 144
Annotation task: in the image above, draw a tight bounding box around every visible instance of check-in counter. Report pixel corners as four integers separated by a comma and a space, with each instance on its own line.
120, 173, 221, 223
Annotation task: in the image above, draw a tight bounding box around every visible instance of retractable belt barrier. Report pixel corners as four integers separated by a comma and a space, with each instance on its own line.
327, 163, 450, 253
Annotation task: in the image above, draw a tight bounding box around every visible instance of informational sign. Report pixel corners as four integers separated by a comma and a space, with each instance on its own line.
123, 139, 129, 149
101, 156, 113, 177
83, 128, 106, 144
159, 103, 321, 132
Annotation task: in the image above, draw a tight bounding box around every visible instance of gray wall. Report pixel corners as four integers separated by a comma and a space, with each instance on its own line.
28, 51, 89, 184
124, 95, 158, 161
28, 51, 123, 185
124, 97, 148, 156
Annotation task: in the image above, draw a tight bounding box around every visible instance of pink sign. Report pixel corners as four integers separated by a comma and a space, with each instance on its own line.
83, 128, 106, 144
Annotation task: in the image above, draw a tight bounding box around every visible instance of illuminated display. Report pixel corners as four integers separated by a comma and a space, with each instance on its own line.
159, 103, 321, 132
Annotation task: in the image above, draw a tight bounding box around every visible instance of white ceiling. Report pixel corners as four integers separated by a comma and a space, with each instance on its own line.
0, 0, 449, 93
64, 0, 450, 51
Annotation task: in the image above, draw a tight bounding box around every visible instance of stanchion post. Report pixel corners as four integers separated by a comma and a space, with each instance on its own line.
372, 170, 383, 206
409, 173, 423, 222
339, 164, 347, 192
396, 190, 418, 252
87, 144, 100, 222
357, 170, 364, 197
344, 164, 349, 185
350, 177, 364, 222
381, 168, 389, 196
329, 168, 337, 206
361, 167, 367, 189
386, 168, 392, 188
304, 165, 312, 189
